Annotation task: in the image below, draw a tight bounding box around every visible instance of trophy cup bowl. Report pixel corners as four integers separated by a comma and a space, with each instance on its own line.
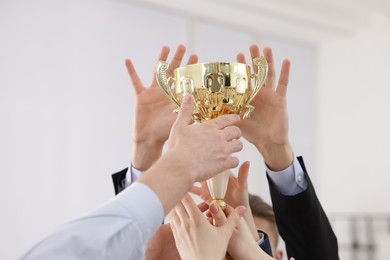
156, 58, 268, 209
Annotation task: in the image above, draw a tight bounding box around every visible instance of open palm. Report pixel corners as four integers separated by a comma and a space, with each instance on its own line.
237, 45, 291, 150
127, 45, 198, 145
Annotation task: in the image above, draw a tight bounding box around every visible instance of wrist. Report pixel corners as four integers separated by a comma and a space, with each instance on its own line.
243, 208, 260, 241
233, 242, 265, 260
256, 142, 293, 171
166, 150, 198, 185
132, 141, 164, 171
133, 133, 166, 146
138, 152, 194, 215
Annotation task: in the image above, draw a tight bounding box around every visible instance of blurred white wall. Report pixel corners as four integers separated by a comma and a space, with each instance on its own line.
316, 14, 390, 260
317, 14, 390, 213
2, 0, 389, 259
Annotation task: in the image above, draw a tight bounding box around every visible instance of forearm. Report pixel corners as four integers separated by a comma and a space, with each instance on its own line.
22, 183, 163, 259
267, 157, 339, 260
137, 151, 195, 215
229, 220, 274, 260
132, 141, 164, 171
243, 207, 260, 241
234, 245, 272, 260
269, 178, 338, 260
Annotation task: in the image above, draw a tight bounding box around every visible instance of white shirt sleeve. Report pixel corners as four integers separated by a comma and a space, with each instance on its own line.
123, 165, 143, 188
266, 156, 308, 196
21, 182, 164, 260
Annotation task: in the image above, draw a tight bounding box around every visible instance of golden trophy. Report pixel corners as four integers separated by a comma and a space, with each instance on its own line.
156, 58, 268, 209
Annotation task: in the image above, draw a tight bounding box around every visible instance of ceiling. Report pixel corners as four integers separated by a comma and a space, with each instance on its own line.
124, 0, 390, 45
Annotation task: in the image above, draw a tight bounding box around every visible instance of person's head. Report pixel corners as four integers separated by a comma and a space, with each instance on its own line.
248, 193, 283, 260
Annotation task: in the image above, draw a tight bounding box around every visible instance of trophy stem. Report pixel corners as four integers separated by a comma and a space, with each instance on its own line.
206, 170, 230, 210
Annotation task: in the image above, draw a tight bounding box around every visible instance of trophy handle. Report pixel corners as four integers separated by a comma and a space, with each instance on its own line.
248, 56, 268, 105
242, 104, 255, 120
156, 61, 181, 107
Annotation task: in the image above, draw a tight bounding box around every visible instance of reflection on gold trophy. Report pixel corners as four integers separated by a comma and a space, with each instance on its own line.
156, 58, 268, 209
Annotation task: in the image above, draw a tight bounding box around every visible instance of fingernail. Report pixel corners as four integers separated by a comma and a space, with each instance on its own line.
236, 206, 246, 216
210, 203, 219, 214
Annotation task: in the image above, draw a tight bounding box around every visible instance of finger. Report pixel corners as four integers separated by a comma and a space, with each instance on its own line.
182, 194, 204, 220
189, 182, 213, 203
174, 200, 190, 222
249, 44, 260, 74
228, 174, 238, 192
190, 186, 211, 204
207, 216, 213, 225
189, 185, 202, 196
206, 209, 212, 218
222, 205, 246, 236
167, 44, 186, 76
187, 54, 198, 65
236, 53, 246, 64
224, 204, 246, 218
151, 46, 170, 86
158, 45, 171, 62
226, 139, 244, 154
276, 58, 291, 97
209, 202, 227, 227
169, 216, 179, 238
224, 156, 240, 170
222, 125, 242, 141
168, 207, 180, 227
200, 181, 213, 202
263, 47, 276, 88
171, 95, 194, 130
197, 201, 209, 213
237, 161, 250, 191
210, 114, 241, 130
125, 59, 144, 94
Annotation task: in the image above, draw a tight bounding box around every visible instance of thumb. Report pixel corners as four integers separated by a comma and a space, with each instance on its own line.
222, 206, 246, 236
173, 95, 194, 129
237, 161, 250, 191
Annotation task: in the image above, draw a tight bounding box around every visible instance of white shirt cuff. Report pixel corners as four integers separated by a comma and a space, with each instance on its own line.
123, 164, 143, 188
266, 156, 308, 195
256, 231, 265, 245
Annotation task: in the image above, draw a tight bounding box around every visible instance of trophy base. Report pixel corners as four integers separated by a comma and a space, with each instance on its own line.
212, 199, 227, 210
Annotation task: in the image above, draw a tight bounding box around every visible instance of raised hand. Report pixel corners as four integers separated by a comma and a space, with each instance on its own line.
191, 161, 260, 240
210, 204, 274, 260
169, 195, 245, 260
166, 95, 243, 182
191, 162, 250, 208
237, 44, 293, 170
128, 45, 198, 170
138, 96, 243, 214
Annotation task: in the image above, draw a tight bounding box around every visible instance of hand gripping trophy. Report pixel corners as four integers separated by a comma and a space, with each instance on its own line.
156, 56, 268, 209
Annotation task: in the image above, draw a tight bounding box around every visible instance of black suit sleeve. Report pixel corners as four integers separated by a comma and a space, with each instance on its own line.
112, 168, 128, 195
267, 156, 339, 260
